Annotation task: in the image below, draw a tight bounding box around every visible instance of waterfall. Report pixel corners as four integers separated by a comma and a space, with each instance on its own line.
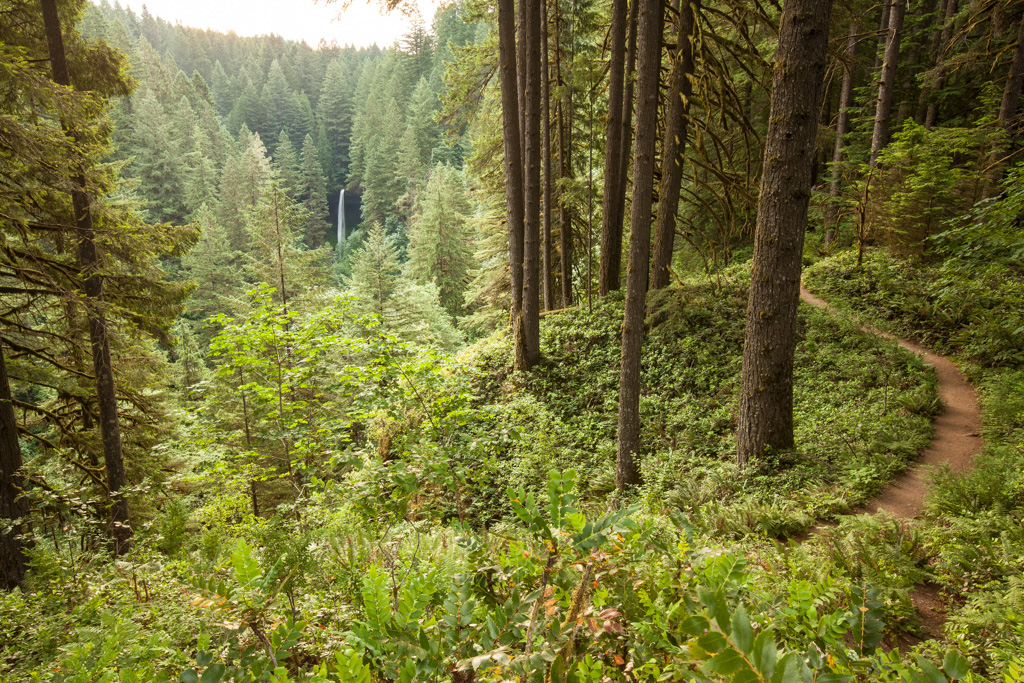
337, 188, 346, 243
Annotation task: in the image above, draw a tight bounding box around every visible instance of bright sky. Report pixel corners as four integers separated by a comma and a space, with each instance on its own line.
120, 0, 442, 49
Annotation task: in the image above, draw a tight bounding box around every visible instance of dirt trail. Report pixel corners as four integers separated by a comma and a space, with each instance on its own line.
799, 285, 983, 639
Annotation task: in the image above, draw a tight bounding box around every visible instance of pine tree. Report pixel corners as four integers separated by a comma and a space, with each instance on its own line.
128, 89, 188, 223
299, 135, 331, 248
406, 165, 476, 318
182, 204, 247, 324
317, 59, 355, 190
273, 130, 301, 199
217, 128, 273, 252
346, 223, 462, 349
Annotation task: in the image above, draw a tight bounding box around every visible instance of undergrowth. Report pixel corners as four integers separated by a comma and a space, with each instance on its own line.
804, 244, 1024, 676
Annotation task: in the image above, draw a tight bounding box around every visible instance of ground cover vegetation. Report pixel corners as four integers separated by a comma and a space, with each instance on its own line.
2, 0, 1024, 679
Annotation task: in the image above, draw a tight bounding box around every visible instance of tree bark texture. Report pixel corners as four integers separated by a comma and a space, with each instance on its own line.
41, 0, 132, 554
871, 0, 905, 165
651, 0, 696, 291
0, 344, 29, 590
874, 0, 891, 71
824, 21, 857, 250
542, 1, 554, 311
519, 0, 543, 368
552, 4, 573, 308
924, 0, 957, 128
615, 0, 663, 492
599, 0, 629, 296
999, 15, 1024, 128
736, 0, 833, 466
497, 0, 528, 371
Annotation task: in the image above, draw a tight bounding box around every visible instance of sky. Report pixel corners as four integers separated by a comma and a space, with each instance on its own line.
118, 0, 443, 49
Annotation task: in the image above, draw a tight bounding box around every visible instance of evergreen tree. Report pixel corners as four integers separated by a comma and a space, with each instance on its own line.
217, 128, 273, 251
406, 165, 476, 318
128, 89, 188, 223
182, 204, 247, 324
345, 223, 462, 349
273, 130, 301, 199
299, 135, 331, 248
317, 59, 355, 190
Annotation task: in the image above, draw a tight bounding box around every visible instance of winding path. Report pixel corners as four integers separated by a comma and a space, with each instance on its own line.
799, 285, 984, 639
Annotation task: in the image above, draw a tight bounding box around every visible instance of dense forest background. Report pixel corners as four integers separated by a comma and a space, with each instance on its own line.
1, 0, 1024, 680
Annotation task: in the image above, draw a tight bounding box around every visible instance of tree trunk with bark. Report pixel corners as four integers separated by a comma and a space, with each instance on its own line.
553, 3, 573, 307
651, 0, 696, 291
824, 21, 857, 250
871, 0, 906, 165
497, 0, 528, 370
874, 0, 891, 71
41, 0, 132, 554
599, 0, 629, 296
615, 0, 663, 493
999, 15, 1024, 129
924, 0, 957, 128
520, 0, 543, 368
0, 343, 29, 590
736, 0, 833, 467
542, 2, 554, 311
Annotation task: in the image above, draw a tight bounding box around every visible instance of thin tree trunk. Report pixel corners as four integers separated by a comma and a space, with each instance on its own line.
0, 343, 29, 590
871, 0, 906, 165
542, 2, 554, 311
520, 0, 543, 367
41, 0, 132, 554
999, 16, 1024, 128
824, 21, 857, 250
924, 0, 957, 128
651, 0, 696, 291
736, 0, 833, 466
497, 0, 527, 371
615, 0, 663, 493
616, 0, 641, 265
874, 0, 891, 71
599, 0, 629, 296
553, 5, 573, 307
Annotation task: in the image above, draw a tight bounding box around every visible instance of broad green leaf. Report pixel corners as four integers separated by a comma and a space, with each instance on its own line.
942, 651, 968, 680
732, 604, 753, 654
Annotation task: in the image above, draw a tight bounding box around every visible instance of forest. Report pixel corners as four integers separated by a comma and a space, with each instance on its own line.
1, 0, 1024, 680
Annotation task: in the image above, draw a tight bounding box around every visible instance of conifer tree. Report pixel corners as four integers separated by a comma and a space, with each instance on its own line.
317, 59, 355, 189
346, 224, 463, 349
129, 89, 188, 223
273, 130, 301, 199
299, 135, 331, 248
406, 165, 476, 318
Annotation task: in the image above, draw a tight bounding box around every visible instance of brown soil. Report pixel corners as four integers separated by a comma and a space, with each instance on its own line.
799, 285, 984, 643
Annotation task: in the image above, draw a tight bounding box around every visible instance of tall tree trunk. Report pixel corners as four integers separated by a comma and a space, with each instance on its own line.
736, 0, 833, 466
824, 21, 857, 250
999, 16, 1024, 129
924, 0, 957, 128
542, 1, 554, 311
615, 0, 663, 493
553, 5, 573, 307
874, 0, 891, 71
599, 0, 629, 296
41, 0, 132, 554
497, 0, 527, 370
871, 0, 906, 165
616, 0, 641, 257
0, 343, 29, 590
651, 0, 696, 291
520, 0, 543, 367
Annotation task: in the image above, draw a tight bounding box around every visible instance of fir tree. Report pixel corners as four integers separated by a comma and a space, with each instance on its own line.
406, 164, 476, 318
273, 130, 301, 199
299, 135, 331, 248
